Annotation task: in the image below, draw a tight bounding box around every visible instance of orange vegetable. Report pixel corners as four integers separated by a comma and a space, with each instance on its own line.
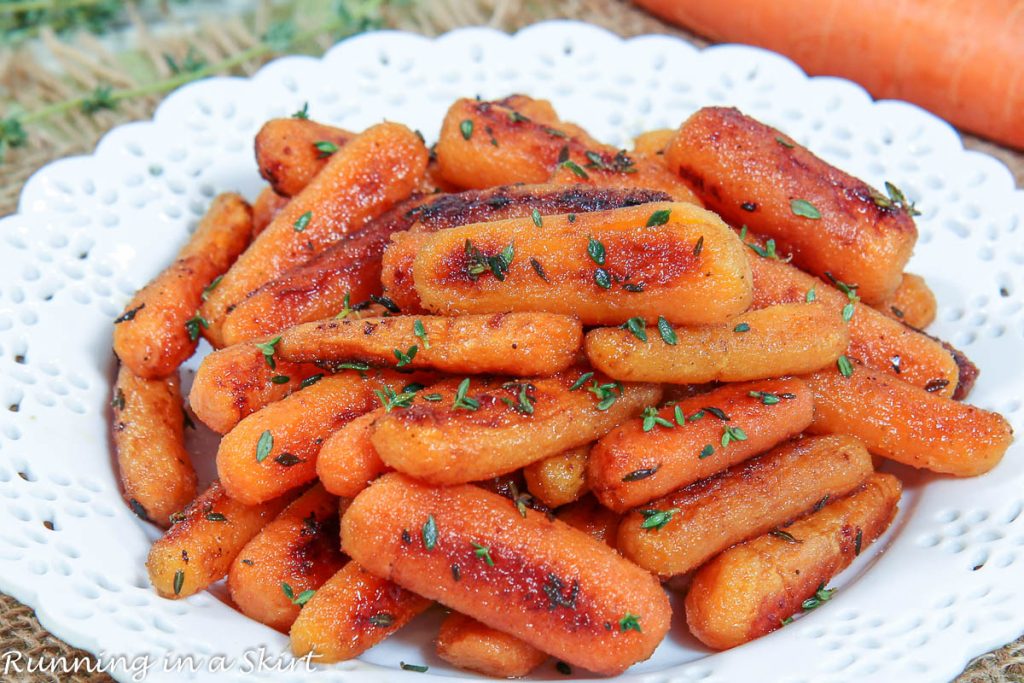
589, 378, 814, 512
805, 363, 1013, 476
666, 107, 917, 303
255, 118, 353, 197
113, 193, 252, 377
875, 273, 937, 329
556, 495, 622, 549
685, 473, 902, 649
316, 409, 389, 498
436, 612, 548, 677
632, 129, 675, 156
228, 484, 346, 632
342, 473, 672, 675
112, 366, 196, 526
634, 0, 1024, 149
251, 187, 289, 237
523, 445, 591, 508
201, 122, 427, 346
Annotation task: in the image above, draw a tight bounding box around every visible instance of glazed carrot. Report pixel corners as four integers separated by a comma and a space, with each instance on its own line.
589, 378, 814, 512
217, 369, 425, 504
585, 302, 848, 384
633, 129, 675, 156
218, 195, 426, 345
556, 495, 622, 549
617, 435, 874, 577
523, 445, 591, 508
804, 363, 1013, 476
227, 484, 346, 632
749, 254, 962, 398
412, 202, 752, 326
201, 122, 427, 346
255, 118, 353, 197
634, 0, 1024, 149
316, 409, 389, 498
685, 473, 902, 650
371, 373, 661, 485
146, 481, 294, 599
666, 107, 917, 303
289, 562, 432, 663
112, 366, 196, 527
188, 339, 324, 434
113, 193, 252, 377
251, 186, 289, 237
549, 150, 701, 204
382, 184, 672, 312
874, 273, 937, 329
342, 473, 672, 675
436, 612, 548, 677
277, 313, 582, 376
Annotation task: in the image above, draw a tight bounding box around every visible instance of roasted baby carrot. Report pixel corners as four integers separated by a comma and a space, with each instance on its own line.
113, 193, 252, 377
382, 184, 672, 312
617, 435, 874, 577
201, 122, 427, 346
436, 612, 548, 677
585, 302, 847, 384
112, 366, 196, 527
370, 373, 661, 485
632, 129, 675, 156
685, 473, 902, 649
523, 445, 591, 508
666, 107, 917, 303
277, 312, 582, 376
188, 339, 324, 434
289, 562, 432, 663
412, 202, 752, 326
589, 378, 814, 512
556, 495, 622, 549
227, 484, 346, 632
342, 473, 672, 675
549, 150, 701, 204
804, 363, 1013, 476
316, 409, 389, 498
251, 186, 289, 237
146, 481, 294, 599
217, 369, 424, 504
255, 118, 353, 197
749, 254, 961, 397
875, 272, 937, 329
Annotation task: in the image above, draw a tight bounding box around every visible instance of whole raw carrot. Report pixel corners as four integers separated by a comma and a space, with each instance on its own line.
635, 0, 1024, 149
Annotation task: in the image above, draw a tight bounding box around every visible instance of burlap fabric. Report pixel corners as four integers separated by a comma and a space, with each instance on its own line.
0, 2, 1020, 682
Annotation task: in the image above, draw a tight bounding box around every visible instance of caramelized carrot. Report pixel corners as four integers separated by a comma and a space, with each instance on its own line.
251, 187, 289, 237
556, 495, 622, 549
875, 273, 937, 329
523, 445, 591, 508
228, 484, 345, 632
289, 562, 432, 663
632, 129, 675, 155
589, 378, 814, 512
112, 366, 196, 526
113, 193, 252, 377
255, 118, 353, 197
342, 473, 672, 675
617, 435, 873, 576
201, 122, 427, 346
685, 473, 902, 649
436, 612, 548, 677
316, 409, 389, 498
804, 363, 1013, 476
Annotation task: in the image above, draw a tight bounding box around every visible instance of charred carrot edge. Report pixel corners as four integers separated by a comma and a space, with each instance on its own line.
804, 362, 1012, 476
228, 484, 346, 632
685, 473, 902, 650
588, 377, 814, 512
146, 481, 295, 599
112, 366, 196, 527
289, 562, 432, 663
436, 612, 548, 677
341, 473, 672, 675
113, 193, 252, 377
255, 118, 354, 197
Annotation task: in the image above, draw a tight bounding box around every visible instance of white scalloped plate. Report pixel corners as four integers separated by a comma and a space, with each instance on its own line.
1, 21, 1022, 683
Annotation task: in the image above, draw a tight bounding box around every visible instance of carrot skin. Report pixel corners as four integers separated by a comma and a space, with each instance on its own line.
342, 473, 672, 675
436, 612, 548, 677
316, 409, 389, 498
251, 187, 289, 237
874, 273, 937, 329
523, 445, 591, 509
255, 118, 354, 197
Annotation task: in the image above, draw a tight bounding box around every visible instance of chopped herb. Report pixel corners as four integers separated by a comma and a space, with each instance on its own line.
292, 103, 309, 119
400, 663, 429, 673
640, 508, 679, 531
749, 390, 781, 405
509, 482, 533, 518
776, 136, 794, 148
334, 292, 353, 319
254, 336, 281, 369
205, 512, 227, 522
721, 424, 748, 447
502, 381, 535, 415
393, 345, 418, 368
173, 570, 185, 595
240, 558, 254, 566
532, 208, 543, 228
111, 388, 126, 410
556, 661, 572, 675
545, 127, 568, 138
568, 213, 577, 223
282, 584, 315, 606
623, 282, 645, 292
855, 528, 863, 556
806, 287, 817, 303
587, 236, 606, 265
375, 385, 417, 412
891, 306, 905, 319
770, 529, 801, 544
368, 614, 394, 627
569, 372, 594, 391
313, 140, 338, 158
472, 542, 495, 566
114, 303, 144, 324
275, 453, 302, 467
842, 302, 855, 322
271, 375, 290, 384
741, 201, 757, 212
201, 275, 222, 301
622, 466, 658, 483
622, 317, 647, 342
790, 199, 821, 219
925, 378, 950, 393
587, 379, 622, 411
413, 319, 430, 350
674, 405, 686, 426
837, 355, 854, 377
801, 584, 835, 611
619, 613, 642, 633
530, 257, 549, 282
733, 322, 750, 333
293, 211, 312, 232
452, 378, 480, 411
747, 238, 782, 260
646, 209, 671, 226
422, 393, 442, 402
813, 495, 830, 512
703, 406, 730, 421
422, 515, 438, 551
460, 119, 474, 140
693, 235, 704, 257
184, 313, 209, 341
465, 239, 514, 281
256, 430, 273, 462
561, 159, 589, 178
508, 111, 530, 123
657, 317, 677, 345
593, 268, 612, 289
128, 499, 149, 521
542, 573, 580, 611
872, 181, 921, 216
337, 361, 371, 372
641, 406, 673, 432
370, 294, 401, 314
451, 564, 461, 581
699, 444, 715, 459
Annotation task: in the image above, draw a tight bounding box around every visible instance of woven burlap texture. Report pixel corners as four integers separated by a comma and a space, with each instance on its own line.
1, 1, 1021, 682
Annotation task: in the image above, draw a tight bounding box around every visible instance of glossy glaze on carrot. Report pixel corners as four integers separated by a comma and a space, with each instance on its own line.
255, 118, 354, 197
